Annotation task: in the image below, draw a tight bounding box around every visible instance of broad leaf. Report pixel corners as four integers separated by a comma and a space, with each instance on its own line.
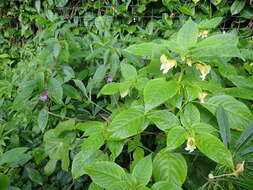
132, 155, 152, 186
63, 84, 81, 101
153, 150, 187, 185
38, 106, 48, 132
88, 183, 103, 190
144, 79, 179, 113
198, 17, 223, 29
99, 82, 120, 95
84, 161, 126, 188
180, 103, 200, 126
231, 0, 246, 15
26, 168, 43, 185
166, 126, 187, 150
107, 106, 146, 139
177, 18, 198, 50
195, 132, 234, 169
203, 95, 253, 130
121, 63, 137, 80
48, 77, 63, 104
147, 110, 180, 131
152, 181, 182, 190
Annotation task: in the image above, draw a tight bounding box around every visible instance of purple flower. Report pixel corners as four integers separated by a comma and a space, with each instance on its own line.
106, 75, 113, 83
40, 91, 48, 101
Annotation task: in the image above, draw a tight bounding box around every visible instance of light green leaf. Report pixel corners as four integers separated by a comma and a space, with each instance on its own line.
63, 84, 81, 101
84, 161, 126, 188
38, 107, 48, 132
74, 79, 88, 97
107, 181, 130, 190
75, 121, 105, 136
195, 133, 234, 169
224, 87, 253, 100
192, 123, 217, 134
180, 103, 200, 126
26, 168, 43, 185
152, 181, 182, 190
231, 0, 246, 15
153, 150, 187, 185
227, 75, 253, 89
190, 33, 241, 58
203, 95, 253, 130
166, 126, 187, 150
13, 81, 36, 106
121, 63, 137, 80
177, 18, 198, 50
198, 17, 223, 29
93, 65, 107, 85
88, 182, 103, 190
82, 132, 104, 151
132, 155, 152, 186
107, 106, 146, 140
99, 82, 120, 96
144, 79, 179, 113
107, 140, 124, 161
48, 77, 63, 104
147, 110, 180, 131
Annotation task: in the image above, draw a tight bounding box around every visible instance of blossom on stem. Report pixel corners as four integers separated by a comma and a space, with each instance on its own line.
198, 30, 209, 38
40, 91, 48, 101
195, 64, 211, 80
160, 54, 177, 74
185, 137, 196, 153
106, 75, 113, 83
198, 92, 208, 103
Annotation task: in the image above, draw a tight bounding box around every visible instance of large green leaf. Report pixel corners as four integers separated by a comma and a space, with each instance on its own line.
26, 167, 43, 185
84, 161, 126, 188
198, 17, 223, 29
107, 106, 146, 140
203, 95, 253, 130
144, 79, 179, 113
88, 183, 103, 190
38, 106, 48, 132
166, 126, 187, 150
190, 33, 241, 58
231, 0, 246, 15
152, 181, 182, 190
147, 110, 180, 131
153, 150, 187, 185
48, 77, 63, 104
99, 82, 120, 96
195, 132, 234, 169
224, 87, 253, 100
63, 84, 81, 101
132, 155, 152, 186
121, 63, 137, 80
180, 103, 200, 127
177, 18, 198, 50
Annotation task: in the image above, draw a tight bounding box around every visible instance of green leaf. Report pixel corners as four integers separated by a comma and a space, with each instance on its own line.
177, 18, 198, 50
231, 0, 246, 15
107, 181, 130, 190
82, 132, 104, 151
0, 147, 31, 167
195, 133, 234, 169
147, 110, 180, 131
26, 168, 43, 185
144, 79, 179, 113
121, 63, 137, 80
63, 84, 81, 101
125, 42, 166, 57
190, 33, 241, 58
107, 140, 124, 161
38, 107, 48, 132
235, 122, 253, 150
227, 75, 253, 89
88, 183, 103, 190
99, 82, 120, 95
75, 121, 105, 136
198, 17, 223, 29
152, 181, 182, 190
13, 81, 36, 106
0, 173, 9, 190
73, 79, 88, 97
93, 65, 107, 85
132, 155, 152, 186
203, 95, 253, 130
166, 126, 187, 150
48, 77, 63, 104
107, 106, 146, 140
153, 150, 187, 185
84, 161, 126, 188
224, 87, 253, 100
180, 103, 200, 126
217, 105, 231, 148
192, 123, 217, 134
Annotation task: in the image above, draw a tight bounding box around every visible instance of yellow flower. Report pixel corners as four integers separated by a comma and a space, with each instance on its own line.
120, 88, 130, 98
233, 161, 245, 177
160, 54, 177, 74
185, 137, 196, 153
198, 92, 208, 103
186, 59, 192, 67
195, 64, 211, 80
198, 30, 209, 38
193, 0, 201, 4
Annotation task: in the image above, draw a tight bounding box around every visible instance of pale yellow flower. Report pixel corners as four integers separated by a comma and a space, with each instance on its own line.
185, 137, 196, 153
193, 0, 201, 4
186, 59, 192, 67
198, 92, 208, 103
198, 30, 209, 38
195, 64, 211, 80
120, 88, 130, 98
233, 161, 245, 177
250, 62, 253, 66
160, 54, 177, 74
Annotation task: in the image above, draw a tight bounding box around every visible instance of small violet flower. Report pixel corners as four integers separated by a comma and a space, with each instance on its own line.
106, 75, 113, 83
40, 91, 48, 102
185, 137, 196, 153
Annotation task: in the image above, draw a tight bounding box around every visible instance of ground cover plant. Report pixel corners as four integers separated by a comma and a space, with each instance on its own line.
0, 0, 253, 190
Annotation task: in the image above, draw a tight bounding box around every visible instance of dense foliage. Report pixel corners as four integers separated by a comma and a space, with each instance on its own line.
0, 0, 253, 190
